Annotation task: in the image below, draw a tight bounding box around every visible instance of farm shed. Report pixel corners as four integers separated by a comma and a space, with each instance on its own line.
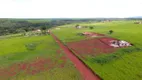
46, 30, 51, 34
98, 37, 132, 48
33, 29, 41, 32
109, 40, 132, 48
76, 25, 82, 29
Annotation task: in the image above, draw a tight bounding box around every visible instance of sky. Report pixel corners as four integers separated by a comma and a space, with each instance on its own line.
0, 0, 142, 18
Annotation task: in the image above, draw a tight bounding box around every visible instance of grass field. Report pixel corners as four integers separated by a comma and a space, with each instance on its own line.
0, 35, 82, 80
52, 20, 142, 80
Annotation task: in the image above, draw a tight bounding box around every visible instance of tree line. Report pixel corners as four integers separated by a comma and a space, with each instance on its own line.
0, 19, 88, 36
0, 18, 141, 36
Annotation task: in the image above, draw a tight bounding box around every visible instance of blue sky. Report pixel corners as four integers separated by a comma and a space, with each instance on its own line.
0, 0, 142, 18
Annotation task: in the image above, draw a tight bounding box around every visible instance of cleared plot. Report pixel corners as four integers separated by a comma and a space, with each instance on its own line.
0, 35, 82, 80
67, 37, 116, 56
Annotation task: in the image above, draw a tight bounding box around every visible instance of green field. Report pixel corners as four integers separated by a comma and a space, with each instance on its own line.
0, 35, 82, 80
52, 20, 142, 80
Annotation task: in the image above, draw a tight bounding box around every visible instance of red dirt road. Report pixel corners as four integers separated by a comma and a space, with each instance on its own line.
51, 33, 101, 80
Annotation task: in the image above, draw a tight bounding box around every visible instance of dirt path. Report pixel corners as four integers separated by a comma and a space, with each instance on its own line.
51, 33, 101, 80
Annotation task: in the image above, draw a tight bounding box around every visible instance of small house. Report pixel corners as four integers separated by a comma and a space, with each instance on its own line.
76, 25, 82, 29
110, 40, 120, 48
33, 29, 41, 32
119, 40, 132, 47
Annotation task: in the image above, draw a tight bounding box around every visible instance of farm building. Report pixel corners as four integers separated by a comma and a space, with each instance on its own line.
76, 25, 82, 29
47, 30, 50, 33
109, 40, 132, 48
99, 37, 132, 48
46, 30, 51, 34
33, 29, 41, 32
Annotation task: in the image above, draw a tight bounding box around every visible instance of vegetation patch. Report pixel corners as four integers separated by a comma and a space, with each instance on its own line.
0, 35, 82, 80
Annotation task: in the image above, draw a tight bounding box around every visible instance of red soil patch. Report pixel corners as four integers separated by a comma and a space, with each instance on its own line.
56, 49, 62, 54
0, 55, 67, 79
83, 32, 105, 38
67, 37, 117, 56
98, 37, 119, 45
59, 56, 67, 68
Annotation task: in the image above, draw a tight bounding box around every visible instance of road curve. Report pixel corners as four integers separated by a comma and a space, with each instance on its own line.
51, 33, 101, 80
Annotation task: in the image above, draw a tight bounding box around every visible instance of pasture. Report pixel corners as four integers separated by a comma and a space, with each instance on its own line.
52, 20, 142, 80
0, 35, 82, 80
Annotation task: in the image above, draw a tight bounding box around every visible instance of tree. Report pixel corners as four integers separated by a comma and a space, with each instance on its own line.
40, 26, 47, 35
41, 26, 46, 30
75, 24, 79, 28
109, 30, 113, 34
23, 28, 29, 32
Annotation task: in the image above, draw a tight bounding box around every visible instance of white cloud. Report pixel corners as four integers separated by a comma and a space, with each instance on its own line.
0, 0, 142, 18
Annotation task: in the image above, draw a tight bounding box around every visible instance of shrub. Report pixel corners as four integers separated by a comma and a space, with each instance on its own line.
76, 33, 84, 36
89, 27, 94, 29
109, 30, 113, 34
88, 54, 120, 65
25, 43, 37, 51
